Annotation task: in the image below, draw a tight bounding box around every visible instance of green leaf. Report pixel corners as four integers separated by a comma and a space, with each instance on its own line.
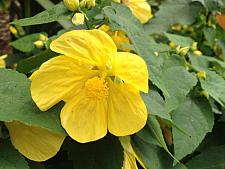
65, 135, 124, 169
10, 33, 46, 53
200, 71, 225, 107
0, 139, 29, 169
142, 90, 171, 121
12, 2, 72, 26
16, 50, 58, 74
132, 135, 172, 169
164, 33, 194, 47
172, 97, 214, 161
186, 145, 225, 169
144, 0, 202, 34
149, 56, 197, 112
0, 69, 65, 135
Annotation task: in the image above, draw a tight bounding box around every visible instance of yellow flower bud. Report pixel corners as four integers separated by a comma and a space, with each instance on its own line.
39, 34, 48, 42
154, 51, 159, 56
86, 0, 95, 8
197, 70, 206, 79
9, 25, 18, 36
200, 90, 209, 99
63, 0, 79, 11
169, 41, 176, 49
193, 50, 202, 57
0, 54, 7, 68
179, 47, 190, 56
191, 42, 198, 51
171, 24, 182, 31
79, 0, 87, 8
72, 13, 85, 25
34, 40, 44, 48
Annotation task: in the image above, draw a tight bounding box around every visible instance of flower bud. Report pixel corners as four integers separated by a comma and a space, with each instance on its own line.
193, 50, 202, 57
171, 24, 182, 31
34, 40, 44, 48
197, 70, 206, 79
0, 54, 7, 68
154, 51, 159, 56
9, 25, 18, 36
63, 0, 79, 11
179, 47, 190, 56
39, 34, 48, 42
200, 90, 209, 99
86, 0, 95, 8
169, 41, 176, 49
72, 13, 85, 25
191, 42, 198, 51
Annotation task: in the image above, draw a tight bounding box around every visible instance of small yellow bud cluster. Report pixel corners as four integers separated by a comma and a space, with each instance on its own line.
33, 34, 49, 49
176, 46, 190, 56
63, 0, 95, 25
9, 25, 18, 37
197, 70, 206, 79
191, 42, 202, 57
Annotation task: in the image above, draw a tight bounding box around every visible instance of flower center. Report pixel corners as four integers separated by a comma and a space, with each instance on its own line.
84, 77, 109, 100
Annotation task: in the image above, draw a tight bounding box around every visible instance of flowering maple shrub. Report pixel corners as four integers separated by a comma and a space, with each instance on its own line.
0, 0, 225, 168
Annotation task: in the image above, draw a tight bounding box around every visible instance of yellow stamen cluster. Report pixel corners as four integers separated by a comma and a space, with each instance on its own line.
85, 77, 109, 99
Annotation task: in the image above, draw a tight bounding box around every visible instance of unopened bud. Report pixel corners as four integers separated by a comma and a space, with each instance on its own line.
169, 41, 176, 49
197, 70, 206, 79
154, 51, 159, 56
179, 47, 190, 56
72, 13, 85, 25
34, 40, 44, 48
171, 24, 182, 31
9, 25, 18, 36
191, 42, 198, 51
39, 34, 48, 42
63, 0, 79, 11
193, 50, 202, 57
86, 0, 95, 8
0, 54, 7, 68
200, 90, 209, 99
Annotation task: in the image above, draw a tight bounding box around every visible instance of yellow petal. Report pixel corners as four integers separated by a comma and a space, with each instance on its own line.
123, 0, 153, 24
108, 82, 147, 136
5, 121, 65, 162
31, 55, 97, 111
111, 52, 148, 93
60, 91, 107, 143
50, 29, 117, 66
122, 151, 138, 169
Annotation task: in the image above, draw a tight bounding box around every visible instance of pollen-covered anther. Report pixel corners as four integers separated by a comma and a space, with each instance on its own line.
85, 77, 109, 99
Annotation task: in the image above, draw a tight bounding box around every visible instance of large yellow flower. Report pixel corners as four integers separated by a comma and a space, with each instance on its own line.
30, 29, 148, 143
122, 0, 153, 24
5, 121, 65, 161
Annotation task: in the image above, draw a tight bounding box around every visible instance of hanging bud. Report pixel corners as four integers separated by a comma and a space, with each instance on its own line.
197, 70, 206, 79
86, 0, 95, 8
193, 50, 202, 57
200, 90, 209, 99
169, 41, 176, 49
179, 47, 190, 56
171, 24, 182, 31
39, 34, 48, 42
154, 51, 159, 56
191, 42, 198, 51
0, 55, 7, 68
63, 0, 79, 11
72, 13, 85, 25
34, 40, 44, 48
9, 25, 18, 36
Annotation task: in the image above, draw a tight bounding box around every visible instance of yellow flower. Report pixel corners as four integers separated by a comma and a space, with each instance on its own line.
63, 0, 79, 11
30, 29, 148, 143
5, 121, 65, 161
98, 25, 130, 51
0, 55, 7, 68
120, 136, 146, 169
122, 0, 153, 24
